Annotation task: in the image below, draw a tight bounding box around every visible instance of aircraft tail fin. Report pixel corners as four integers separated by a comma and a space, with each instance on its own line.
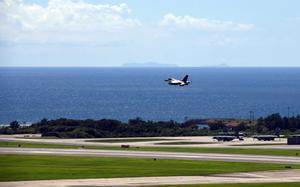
182, 75, 189, 82
274, 127, 281, 137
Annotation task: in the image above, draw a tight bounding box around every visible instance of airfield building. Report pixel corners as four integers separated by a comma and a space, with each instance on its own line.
288, 135, 300, 145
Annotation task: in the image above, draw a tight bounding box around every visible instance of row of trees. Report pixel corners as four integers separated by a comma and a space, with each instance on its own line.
33, 118, 202, 138
1, 113, 300, 138
255, 113, 300, 133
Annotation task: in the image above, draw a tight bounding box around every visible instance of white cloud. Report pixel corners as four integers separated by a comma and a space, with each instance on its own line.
0, 0, 141, 43
160, 13, 255, 31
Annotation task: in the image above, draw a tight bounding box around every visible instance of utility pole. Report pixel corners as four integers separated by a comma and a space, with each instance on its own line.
249, 111, 254, 122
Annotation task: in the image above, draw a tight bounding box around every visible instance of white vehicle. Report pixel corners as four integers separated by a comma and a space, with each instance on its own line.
165, 75, 191, 86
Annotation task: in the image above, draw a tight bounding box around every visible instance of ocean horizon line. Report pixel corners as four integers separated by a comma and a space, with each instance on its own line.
1, 66, 300, 68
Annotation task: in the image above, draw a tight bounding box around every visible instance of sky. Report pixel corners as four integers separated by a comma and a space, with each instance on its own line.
0, 0, 300, 67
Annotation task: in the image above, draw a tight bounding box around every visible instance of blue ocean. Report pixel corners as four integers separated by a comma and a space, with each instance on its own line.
0, 67, 300, 123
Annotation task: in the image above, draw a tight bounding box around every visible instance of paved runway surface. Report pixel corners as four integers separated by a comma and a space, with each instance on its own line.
2, 134, 300, 149
1, 147, 300, 164
1, 169, 300, 187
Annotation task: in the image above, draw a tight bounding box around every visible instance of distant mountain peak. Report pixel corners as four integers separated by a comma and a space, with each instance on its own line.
122, 62, 178, 67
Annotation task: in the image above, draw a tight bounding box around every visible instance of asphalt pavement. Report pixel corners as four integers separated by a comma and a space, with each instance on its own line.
1, 147, 300, 164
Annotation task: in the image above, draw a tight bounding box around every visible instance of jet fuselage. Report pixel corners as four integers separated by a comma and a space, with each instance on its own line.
165, 75, 191, 86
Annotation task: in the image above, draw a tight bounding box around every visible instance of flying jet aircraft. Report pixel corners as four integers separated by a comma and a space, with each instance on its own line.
165, 75, 191, 86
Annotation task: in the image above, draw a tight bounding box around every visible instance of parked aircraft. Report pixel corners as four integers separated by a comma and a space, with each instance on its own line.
252, 128, 281, 141
252, 135, 278, 141
165, 75, 191, 86
213, 132, 244, 142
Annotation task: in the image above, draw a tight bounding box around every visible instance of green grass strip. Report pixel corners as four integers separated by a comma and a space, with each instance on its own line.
156, 141, 216, 145
86, 138, 178, 143
0, 154, 299, 182
1, 141, 300, 157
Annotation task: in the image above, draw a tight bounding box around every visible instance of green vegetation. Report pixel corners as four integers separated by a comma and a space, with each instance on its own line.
156, 141, 216, 145
0, 141, 82, 149
1, 141, 300, 157
232, 143, 286, 146
1, 113, 300, 138
135, 147, 300, 157
0, 154, 299, 181
0, 141, 127, 150
87, 138, 178, 143
149, 183, 300, 187
0, 118, 201, 138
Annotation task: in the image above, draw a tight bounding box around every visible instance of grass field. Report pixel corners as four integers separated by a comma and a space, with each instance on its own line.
86, 138, 178, 143
0, 154, 299, 181
156, 141, 216, 145
150, 183, 300, 187
232, 143, 286, 146
1, 141, 300, 157
135, 146, 300, 157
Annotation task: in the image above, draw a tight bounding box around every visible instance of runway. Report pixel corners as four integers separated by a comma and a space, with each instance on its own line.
2, 134, 300, 150
1, 147, 300, 164
1, 169, 300, 187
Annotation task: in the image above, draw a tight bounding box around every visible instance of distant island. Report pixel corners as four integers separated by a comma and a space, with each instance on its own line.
122, 62, 232, 68
203, 63, 231, 68
122, 62, 178, 68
